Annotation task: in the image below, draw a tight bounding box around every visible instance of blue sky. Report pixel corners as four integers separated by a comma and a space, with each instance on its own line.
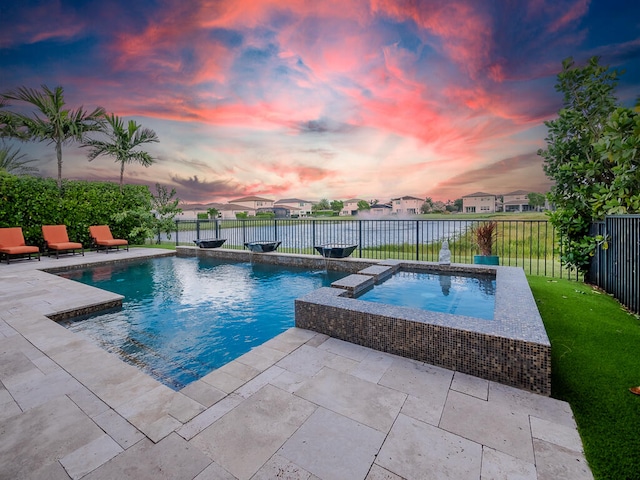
1, 0, 639, 203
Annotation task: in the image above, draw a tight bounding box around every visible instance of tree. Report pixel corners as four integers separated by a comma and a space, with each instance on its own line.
152, 183, 182, 241
527, 192, 546, 211
539, 57, 622, 273
0, 142, 38, 175
330, 200, 343, 214
591, 106, 640, 214
312, 198, 330, 211
207, 207, 219, 219
84, 113, 158, 192
432, 200, 446, 213
357, 200, 370, 211
453, 198, 463, 212
1, 85, 105, 188
421, 197, 434, 214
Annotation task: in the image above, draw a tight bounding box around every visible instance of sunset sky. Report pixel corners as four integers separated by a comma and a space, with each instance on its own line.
1, 1, 639, 204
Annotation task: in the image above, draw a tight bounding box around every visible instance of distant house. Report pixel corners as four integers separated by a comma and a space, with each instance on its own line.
391, 196, 423, 215
229, 196, 274, 211
369, 203, 393, 216
178, 202, 250, 220
341, 199, 365, 216
502, 190, 534, 212
274, 198, 313, 217
462, 192, 497, 213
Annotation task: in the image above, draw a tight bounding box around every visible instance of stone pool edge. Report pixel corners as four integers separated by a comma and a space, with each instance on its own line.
178, 247, 551, 395
295, 260, 550, 395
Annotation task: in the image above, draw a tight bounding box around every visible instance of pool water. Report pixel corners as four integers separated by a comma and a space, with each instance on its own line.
356, 270, 496, 320
59, 257, 347, 390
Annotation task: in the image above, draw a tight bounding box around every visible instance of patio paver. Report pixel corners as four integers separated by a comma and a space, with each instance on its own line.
0, 249, 593, 479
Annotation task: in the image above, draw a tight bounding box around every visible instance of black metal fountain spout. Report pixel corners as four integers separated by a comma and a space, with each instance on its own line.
193, 238, 226, 248
244, 241, 282, 253
314, 243, 358, 258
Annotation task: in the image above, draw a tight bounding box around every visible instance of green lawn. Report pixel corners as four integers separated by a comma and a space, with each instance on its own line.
529, 276, 640, 479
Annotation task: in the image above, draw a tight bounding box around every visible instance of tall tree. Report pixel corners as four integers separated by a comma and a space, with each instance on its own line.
527, 192, 546, 211
538, 57, 622, 273
152, 183, 182, 241
421, 197, 434, 213
84, 113, 159, 192
357, 200, 370, 211
0, 142, 38, 175
312, 198, 330, 211
330, 200, 343, 214
1, 85, 105, 188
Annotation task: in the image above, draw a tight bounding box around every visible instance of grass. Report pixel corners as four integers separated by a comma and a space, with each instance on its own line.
132, 243, 176, 250
528, 276, 640, 479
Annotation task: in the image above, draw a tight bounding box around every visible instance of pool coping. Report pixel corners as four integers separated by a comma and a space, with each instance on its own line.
0, 247, 591, 479
179, 247, 551, 395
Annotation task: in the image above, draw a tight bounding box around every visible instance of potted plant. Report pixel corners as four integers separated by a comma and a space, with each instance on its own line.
472, 221, 499, 265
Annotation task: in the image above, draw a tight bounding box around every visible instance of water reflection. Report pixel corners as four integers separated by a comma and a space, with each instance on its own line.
439, 274, 452, 296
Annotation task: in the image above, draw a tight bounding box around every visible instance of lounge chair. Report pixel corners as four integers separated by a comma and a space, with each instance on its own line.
41, 225, 84, 258
0, 227, 40, 264
89, 225, 128, 253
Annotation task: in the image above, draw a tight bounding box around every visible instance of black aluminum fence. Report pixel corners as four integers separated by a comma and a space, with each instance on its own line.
164, 218, 576, 278
589, 215, 640, 314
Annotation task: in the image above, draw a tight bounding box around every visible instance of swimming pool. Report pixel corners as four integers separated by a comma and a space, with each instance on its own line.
356, 270, 496, 320
59, 257, 347, 389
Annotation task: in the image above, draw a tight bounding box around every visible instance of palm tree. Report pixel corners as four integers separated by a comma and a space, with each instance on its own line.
84, 113, 159, 192
1, 85, 105, 188
0, 142, 39, 175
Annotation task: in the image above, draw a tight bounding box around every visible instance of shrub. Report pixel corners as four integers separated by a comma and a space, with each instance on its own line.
0, 172, 153, 246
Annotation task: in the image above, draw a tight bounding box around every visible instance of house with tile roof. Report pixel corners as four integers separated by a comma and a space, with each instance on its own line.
178, 202, 253, 220
229, 196, 274, 211
391, 196, 424, 215
369, 203, 393, 216
340, 199, 366, 216
274, 198, 313, 217
462, 192, 497, 213
502, 190, 535, 212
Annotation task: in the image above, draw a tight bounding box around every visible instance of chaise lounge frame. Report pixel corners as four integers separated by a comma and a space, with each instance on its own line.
42, 225, 84, 259
89, 225, 129, 253
0, 227, 41, 264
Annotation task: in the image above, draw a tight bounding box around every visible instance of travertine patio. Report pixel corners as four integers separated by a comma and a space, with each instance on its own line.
0, 249, 593, 479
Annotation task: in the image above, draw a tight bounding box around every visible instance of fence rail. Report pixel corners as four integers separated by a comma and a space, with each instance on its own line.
589, 215, 640, 314
164, 218, 577, 279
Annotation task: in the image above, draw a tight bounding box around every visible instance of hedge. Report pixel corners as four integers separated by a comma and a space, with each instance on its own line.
0, 172, 153, 247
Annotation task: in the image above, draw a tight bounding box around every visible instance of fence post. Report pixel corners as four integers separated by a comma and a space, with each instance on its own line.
242, 220, 246, 245
312, 219, 316, 249
358, 220, 363, 258
416, 220, 420, 261
196, 219, 200, 241
274, 219, 278, 241
175, 220, 179, 246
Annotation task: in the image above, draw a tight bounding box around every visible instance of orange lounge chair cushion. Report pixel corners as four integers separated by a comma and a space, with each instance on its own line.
89, 225, 128, 247
0, 227, 39, 254
46, 241, 83, 251
42, 225, 82, 250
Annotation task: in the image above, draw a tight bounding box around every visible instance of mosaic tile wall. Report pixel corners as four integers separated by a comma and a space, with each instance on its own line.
296, 263, 551, 396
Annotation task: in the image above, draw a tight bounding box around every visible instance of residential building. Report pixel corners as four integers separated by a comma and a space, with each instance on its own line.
462, 192, 497, 213
177, 202, 251, 220
369, 203, 392, 216
274, 198, 313, 217
391, 196, 424, 215
502, 190, 534, 212
229, 196, 274, 211
340, 199, 365, 216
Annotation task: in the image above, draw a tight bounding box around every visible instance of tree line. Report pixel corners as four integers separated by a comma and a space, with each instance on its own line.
0, 85, 158, 192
